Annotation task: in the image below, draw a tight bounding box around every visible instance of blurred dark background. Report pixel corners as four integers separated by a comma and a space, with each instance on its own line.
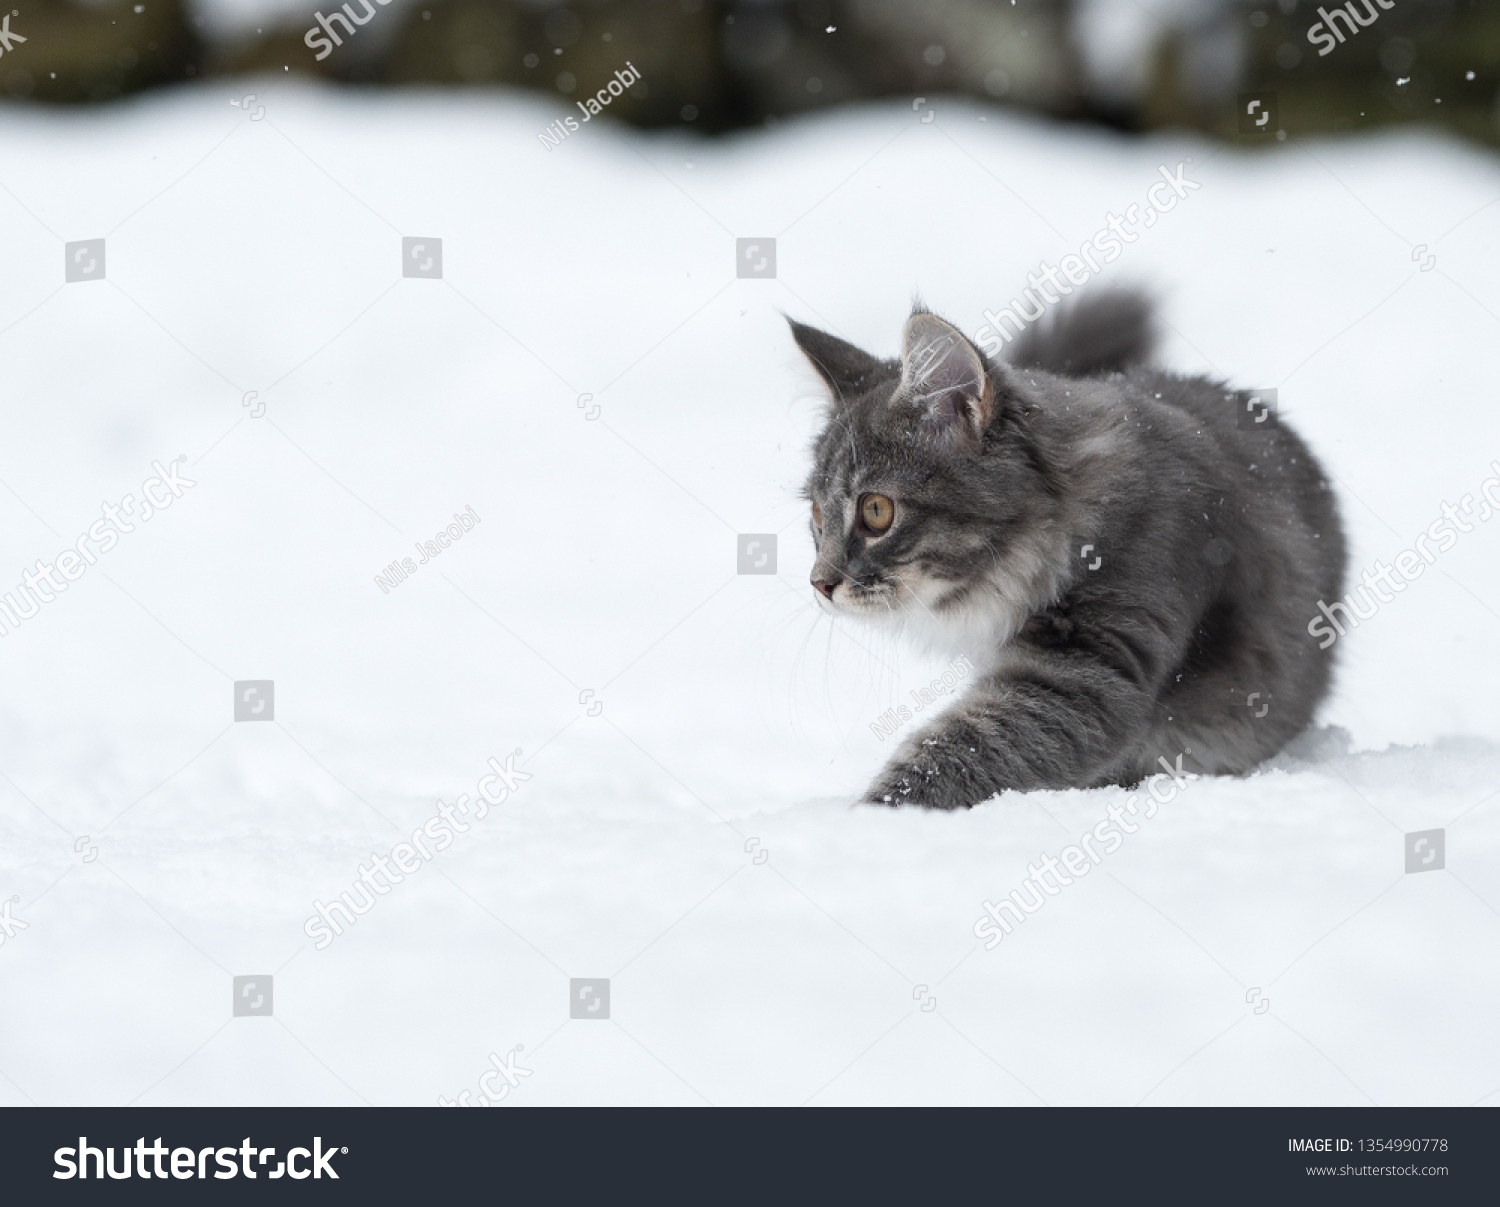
2, 0, 1497, 146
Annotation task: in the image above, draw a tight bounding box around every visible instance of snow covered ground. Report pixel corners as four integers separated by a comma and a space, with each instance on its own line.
1, 81, 1498, 1107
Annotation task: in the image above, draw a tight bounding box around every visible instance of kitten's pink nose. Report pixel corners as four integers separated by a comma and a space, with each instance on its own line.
812, 577, 840, 600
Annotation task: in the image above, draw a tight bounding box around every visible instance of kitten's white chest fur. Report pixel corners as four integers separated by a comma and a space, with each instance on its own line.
891, 536, 1070, 674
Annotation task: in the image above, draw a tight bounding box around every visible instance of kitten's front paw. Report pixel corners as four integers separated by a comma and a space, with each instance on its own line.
863, 743, 977, 811
863, 774, 916, 808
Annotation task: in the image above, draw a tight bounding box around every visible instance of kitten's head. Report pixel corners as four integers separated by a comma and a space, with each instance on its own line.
792, 308, 1060, 638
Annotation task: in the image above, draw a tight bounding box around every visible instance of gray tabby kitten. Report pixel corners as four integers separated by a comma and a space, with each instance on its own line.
792, 292, 1344, 809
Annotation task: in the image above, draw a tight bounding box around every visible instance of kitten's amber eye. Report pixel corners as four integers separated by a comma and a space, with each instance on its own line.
860, 493, 895, 533
811, 501, 822, 530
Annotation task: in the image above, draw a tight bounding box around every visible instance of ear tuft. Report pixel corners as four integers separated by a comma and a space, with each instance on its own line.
899, 312, 994, 449
787, 318, 888, 404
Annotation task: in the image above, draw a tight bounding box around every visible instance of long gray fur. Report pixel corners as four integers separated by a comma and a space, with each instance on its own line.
791, 290, 1345, 809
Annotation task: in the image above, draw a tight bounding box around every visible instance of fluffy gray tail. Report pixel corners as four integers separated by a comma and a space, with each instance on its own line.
1005, 289, 1155, 377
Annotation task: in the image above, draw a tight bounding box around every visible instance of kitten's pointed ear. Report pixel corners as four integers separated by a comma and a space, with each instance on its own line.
787, 318, 886, 403
899, 312, 995, 449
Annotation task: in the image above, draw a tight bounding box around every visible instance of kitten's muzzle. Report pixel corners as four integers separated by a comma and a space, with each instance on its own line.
812, 575, 842, 600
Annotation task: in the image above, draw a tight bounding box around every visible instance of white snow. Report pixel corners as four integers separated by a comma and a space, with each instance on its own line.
1, 81, 1498, 1107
